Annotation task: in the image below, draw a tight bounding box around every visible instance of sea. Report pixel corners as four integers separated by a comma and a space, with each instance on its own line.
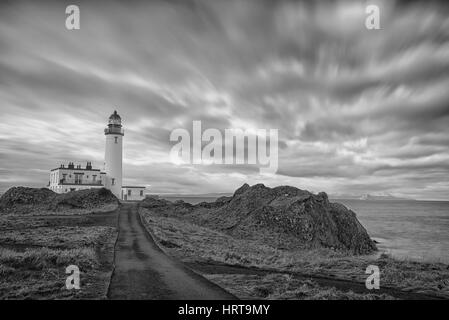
162, 196, 449, 264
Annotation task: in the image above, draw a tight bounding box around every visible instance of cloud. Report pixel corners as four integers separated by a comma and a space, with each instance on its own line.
0, 0, 448, 200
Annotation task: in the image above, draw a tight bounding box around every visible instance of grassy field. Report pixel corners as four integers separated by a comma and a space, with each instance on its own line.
0, 203, 119, 217
140, 207, 449, 299
0, 214, 117, 299
205, 274, 396, 300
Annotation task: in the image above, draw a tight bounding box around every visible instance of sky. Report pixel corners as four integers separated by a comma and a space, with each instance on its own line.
0, 0, 448, 200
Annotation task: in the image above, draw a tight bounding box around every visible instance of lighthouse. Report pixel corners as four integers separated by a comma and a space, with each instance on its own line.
104, 110, 123, 198
48, 111, 146, 200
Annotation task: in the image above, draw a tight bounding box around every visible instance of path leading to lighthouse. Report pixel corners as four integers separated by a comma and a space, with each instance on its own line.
107, 203, 236, 300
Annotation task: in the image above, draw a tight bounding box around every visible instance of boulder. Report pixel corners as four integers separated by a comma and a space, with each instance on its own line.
0, 187, 119, 215
140, 184, 377, 255
205, 184, 377, 254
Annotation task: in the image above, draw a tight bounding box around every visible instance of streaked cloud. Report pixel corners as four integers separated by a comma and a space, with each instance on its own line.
0, 0, 448, 200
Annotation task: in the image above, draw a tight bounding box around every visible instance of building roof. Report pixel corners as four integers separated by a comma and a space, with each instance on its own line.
109, 110, 121, 120
108, 110, 122, 126
59, 183, 105, 186
122, 186, 146, 189
51, 167, 101, 172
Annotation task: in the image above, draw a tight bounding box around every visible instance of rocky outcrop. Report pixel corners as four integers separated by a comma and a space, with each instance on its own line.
140, 184, 377, 254
0, 187, 119, 215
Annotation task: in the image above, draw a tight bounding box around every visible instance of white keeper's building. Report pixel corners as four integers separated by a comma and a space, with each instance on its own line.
121, 186, 146, 201
48, 111, 146, 201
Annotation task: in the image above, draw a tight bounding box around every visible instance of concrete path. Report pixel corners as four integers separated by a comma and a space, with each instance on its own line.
107, 203, 236, 300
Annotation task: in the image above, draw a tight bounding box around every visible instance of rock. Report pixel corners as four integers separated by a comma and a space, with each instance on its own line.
138, 183, 377, 254
50, 188, 118, 211
225, 184, 376, 254
0, 187, 55, 207
140, 197, 174, 209
0, 187, 119, 215
233, 183, 250, 196
197, 196, 232, 209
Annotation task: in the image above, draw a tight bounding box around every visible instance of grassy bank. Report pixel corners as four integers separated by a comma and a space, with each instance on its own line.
0, 214, 117, 299
204, 274, 396, 300
140, 207, 449, 299
0, 203, 119, 217
0, 187, 119, 216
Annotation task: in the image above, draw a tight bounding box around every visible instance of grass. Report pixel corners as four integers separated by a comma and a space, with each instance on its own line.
0, 247, 97, 270
0, 226, 113, 249
0, 216, 51, 230
205, 274, 396, 300
0, 213, 117, 299
140, 207, 449, 299
0, 246, 109, 299
0, 203, 119, 216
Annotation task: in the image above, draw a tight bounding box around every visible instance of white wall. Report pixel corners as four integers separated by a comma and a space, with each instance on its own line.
104, 134, 123, 199
52, 185, 104, 194
122, 187, 145, 201
49, 167, 106, 194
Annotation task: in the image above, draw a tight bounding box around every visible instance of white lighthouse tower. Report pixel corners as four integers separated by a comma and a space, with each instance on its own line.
104, 110, 123, 198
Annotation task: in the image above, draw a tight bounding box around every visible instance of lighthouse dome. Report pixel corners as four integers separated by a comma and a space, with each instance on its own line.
105, 110, 124, 135
108, 110, 121, 125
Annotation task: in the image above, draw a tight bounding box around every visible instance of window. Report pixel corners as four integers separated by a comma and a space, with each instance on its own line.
114, 137, 118, 144
111, 178, 115, 185
75, 174, 82, 184
140, 190, 143, 196
128, 189, 132, 196
93, 175, 97, 182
